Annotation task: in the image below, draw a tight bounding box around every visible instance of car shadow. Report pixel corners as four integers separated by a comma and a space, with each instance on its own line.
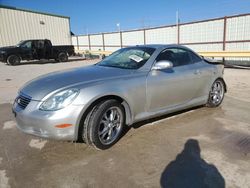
118, 106, 205, 143
76, 105, 206, 144
15, 57, 87, 66
160, 139, 225, 188
131, 105, 203, 129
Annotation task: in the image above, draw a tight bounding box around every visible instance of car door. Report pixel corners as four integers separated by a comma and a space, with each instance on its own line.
188, 50, 214, 98
146, 47, 201, 112
20, 40, 33, 60
36, 40, 45, 59
44, 40, 52, 58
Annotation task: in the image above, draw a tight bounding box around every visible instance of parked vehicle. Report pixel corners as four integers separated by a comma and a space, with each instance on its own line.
0, 39, 74, 65
12, 44, 226, 150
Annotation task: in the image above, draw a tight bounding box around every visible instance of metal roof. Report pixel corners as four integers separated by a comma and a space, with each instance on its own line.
0, 5, 70, 19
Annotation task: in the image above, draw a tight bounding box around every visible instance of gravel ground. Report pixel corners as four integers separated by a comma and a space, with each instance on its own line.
0, 59, 249, 188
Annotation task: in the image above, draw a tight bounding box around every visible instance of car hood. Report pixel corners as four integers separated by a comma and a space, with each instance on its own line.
20, 65, 134, 100
0, 46, 18, 52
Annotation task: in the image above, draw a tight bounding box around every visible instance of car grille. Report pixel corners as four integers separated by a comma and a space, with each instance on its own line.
16, 94, 32, 109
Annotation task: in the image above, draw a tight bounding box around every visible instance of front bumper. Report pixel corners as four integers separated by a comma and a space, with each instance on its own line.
12, 99, 84, 141
0, 53, 6, 62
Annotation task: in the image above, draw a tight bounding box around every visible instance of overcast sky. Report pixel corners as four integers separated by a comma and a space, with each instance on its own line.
1, 0, 250, 35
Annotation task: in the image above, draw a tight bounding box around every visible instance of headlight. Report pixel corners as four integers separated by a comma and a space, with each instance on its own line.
40, 88, 79, 111
0, 51, 6, 54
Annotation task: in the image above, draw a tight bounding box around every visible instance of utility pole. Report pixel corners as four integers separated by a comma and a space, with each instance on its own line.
176, 10, 180, 44
176, 10, 179, 26
138, 18, 146, 29
116, 23, 121, 32
84, 27, 88, 35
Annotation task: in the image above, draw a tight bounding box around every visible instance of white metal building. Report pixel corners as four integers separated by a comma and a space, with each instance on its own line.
0, 5, 71, 47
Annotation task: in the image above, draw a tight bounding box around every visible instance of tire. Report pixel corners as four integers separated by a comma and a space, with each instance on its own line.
57, 52, 68, 62
206, 79, 225, 107
82, 100, 125, 150
7, 55, 20, 65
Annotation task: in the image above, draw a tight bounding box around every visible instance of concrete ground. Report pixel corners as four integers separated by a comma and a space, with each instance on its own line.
0, 58, 249, 188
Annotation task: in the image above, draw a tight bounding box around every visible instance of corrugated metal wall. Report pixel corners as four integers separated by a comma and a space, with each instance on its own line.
72, 14, 250, 61
103, 33, 121, 51
146, 26, 177, 44
89, 34, 103, 51
226, 15, 250, 41
77, 36, 89, 50
0, 7, 71, 47
180, 20, 224, 44
122, 30, 144, 46
225, 15, 250, 61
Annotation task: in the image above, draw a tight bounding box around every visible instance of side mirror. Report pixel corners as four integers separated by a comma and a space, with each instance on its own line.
152, 60, 173, 70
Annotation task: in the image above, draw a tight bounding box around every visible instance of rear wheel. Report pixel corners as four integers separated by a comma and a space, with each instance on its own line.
7, 55, 20, 65
207, 79, 225, 107
82, 100, 125, 150
57, 52, 68, 62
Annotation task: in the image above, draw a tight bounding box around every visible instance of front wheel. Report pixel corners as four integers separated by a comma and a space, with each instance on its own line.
57, 52, 68, 62
82, 100, 125, 150
7, 55, 21, 65
207, 79, 225, 107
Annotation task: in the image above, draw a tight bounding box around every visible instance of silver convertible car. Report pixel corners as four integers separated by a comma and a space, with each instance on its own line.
13, 45, 226, 150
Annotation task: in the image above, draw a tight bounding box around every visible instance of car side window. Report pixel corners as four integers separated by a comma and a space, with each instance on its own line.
33, 41, 38, 48
44, 40, 50, 48
189, 51, 202, 63
156, 49, 176, 64
37, 40, 44, 49
20, 41, 32, 49
156, 48, 193, 67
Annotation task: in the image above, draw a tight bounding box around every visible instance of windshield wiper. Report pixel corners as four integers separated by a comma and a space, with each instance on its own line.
98, 64, 133, 70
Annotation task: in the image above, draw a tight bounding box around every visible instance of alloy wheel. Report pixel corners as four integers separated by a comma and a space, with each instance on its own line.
98, 107, 123, 145
209, 80, 224, 106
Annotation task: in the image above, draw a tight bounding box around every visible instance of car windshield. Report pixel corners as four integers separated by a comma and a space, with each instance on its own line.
16, 40, 32, 48
97, 47, 155, 69
16, 40, 25, 47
